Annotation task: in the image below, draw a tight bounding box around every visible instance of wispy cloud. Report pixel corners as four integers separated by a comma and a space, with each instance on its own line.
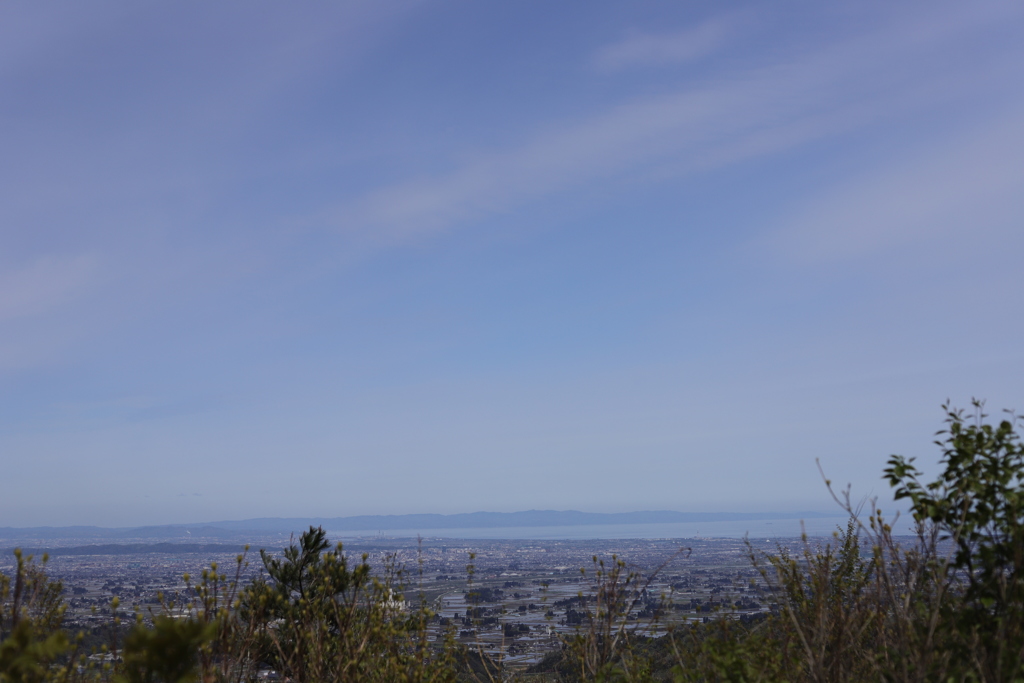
593, 16, 741, 71
0, 254, 99, 322
341, 81, 816, 242
768, 111, 1024, 263
333, 3, 1023, 245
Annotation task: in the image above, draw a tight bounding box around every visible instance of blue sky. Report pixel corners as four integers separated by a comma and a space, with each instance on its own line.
2, 1, 1023, 527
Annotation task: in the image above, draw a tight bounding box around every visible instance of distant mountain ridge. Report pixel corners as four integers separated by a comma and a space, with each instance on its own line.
0, 509, 844, 540
209, 510, 842, 531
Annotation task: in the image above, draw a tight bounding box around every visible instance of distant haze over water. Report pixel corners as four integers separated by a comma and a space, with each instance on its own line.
0, 511, 916, 545
327, 517, 895, 541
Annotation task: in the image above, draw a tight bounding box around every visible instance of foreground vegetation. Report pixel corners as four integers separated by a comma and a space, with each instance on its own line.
2, 401, 1023, 682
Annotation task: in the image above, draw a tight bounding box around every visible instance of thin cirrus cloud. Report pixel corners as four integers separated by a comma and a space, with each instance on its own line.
338, 80, 844, 243
332, 5, 1013, 246
0, 0, 422, 241
0, 253, 101, 374
592, 16, 742, 71
0, 253, 99, 323
768, 111, 1024, 264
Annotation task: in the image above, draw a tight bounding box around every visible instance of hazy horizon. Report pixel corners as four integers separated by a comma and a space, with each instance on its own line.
0, 509, 873, 543
2, 1, 1022, 528
0, 508, 850, 533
